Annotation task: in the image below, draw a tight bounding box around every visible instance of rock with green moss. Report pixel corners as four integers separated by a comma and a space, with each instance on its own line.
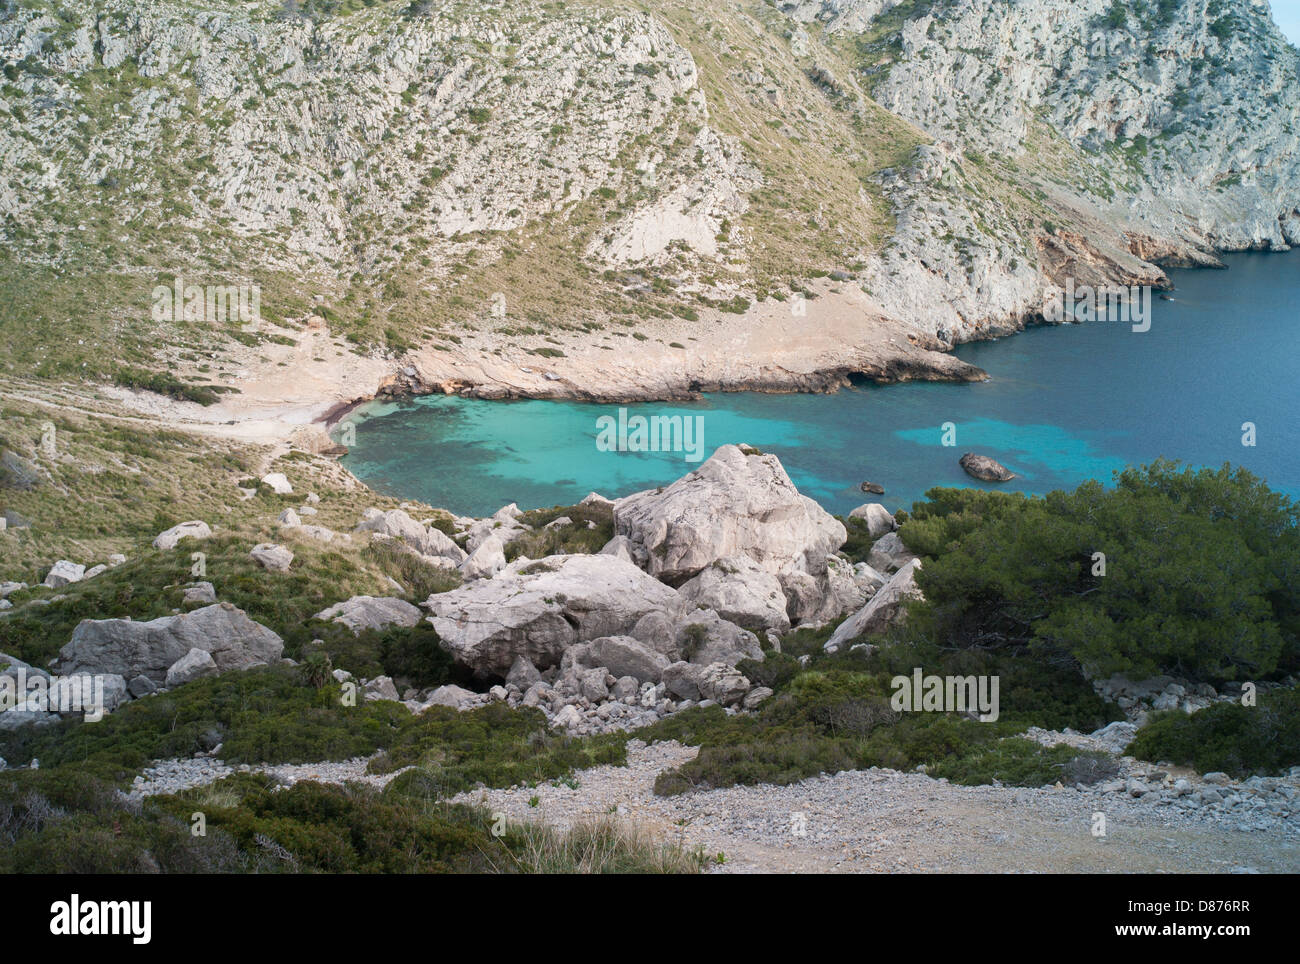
848, 503, 896, 540
674, 609, 762, 666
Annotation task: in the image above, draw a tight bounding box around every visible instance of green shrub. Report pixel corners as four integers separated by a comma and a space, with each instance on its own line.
112, 368, 221, 406
0, 666, 408, 783
1129, 686, 1300, 777
362, 538, 462, 598
0, 767, 700, 874
505, 502, 615, 561
0, 535, 381, 667
372, 702, 626, 798
896, 462, 1299, 683
930, 740, 1119, 787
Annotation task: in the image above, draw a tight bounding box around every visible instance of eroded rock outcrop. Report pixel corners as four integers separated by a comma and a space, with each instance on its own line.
357, 508, 467, 564
424, 554, 681, 677
825, 559, 925, 653
614, 444, 846, 621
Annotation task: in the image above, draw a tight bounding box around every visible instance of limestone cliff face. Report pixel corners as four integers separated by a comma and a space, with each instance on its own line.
787, 0, 1300, 344
0, 0, 1296, 379
872, 0, 1300, 250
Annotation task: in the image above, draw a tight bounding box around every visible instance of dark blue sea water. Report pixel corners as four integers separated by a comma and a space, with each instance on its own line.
341, 250, 1300, 517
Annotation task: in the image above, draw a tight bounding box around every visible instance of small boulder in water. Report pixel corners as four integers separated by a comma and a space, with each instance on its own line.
958, 453, 1016, 482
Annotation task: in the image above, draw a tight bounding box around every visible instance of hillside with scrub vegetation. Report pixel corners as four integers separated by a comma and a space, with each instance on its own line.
1, 0, 1299, 874
0, 0, 1296, 398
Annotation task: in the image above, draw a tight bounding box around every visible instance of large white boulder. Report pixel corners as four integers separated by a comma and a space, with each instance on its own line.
165, 648, 219, 688
261, 472, 293, 494
464, 517, 530, 554
848, 503, 897, 540
250, 543, 293, 571
425, 554, 681, 677
676, 556, 790, 632
675, 609, 764, 665
43, 561, 85, 588
460, 533, 507, 581
566, 635, 671, 684
866, 531, 918, 574
614, 445, 846, 585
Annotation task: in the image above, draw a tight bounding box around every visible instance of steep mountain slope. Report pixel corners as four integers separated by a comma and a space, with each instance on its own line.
0, 0, 1295, 400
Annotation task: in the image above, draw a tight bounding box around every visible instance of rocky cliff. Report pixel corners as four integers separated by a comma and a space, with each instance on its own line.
0, 0, 1296, 394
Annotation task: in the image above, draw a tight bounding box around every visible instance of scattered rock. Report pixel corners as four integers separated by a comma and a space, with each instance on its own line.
506, 655, 542, 690
598, 534, 638, 564
261, 472, 293, 494
1089, 720, 1139, 753
848, 502, 896, 539
314, 596, 422, 635
825, 559, 924, 652
866, 531, 917, 573
552, 704, 583, 729
697, 663, 752, 706
425, 553, 680, 677
357, 508, 467, 563
578, 636, 671, 684
182, 582, 217, 605
363, 676, 400, 702
165, 648, 219, 687
461, 533, 507, 580
676, 609, 763, 665
250, 543, 293, 571
153, 520, 211, 550
43, 560, 85, 588
57, 602, 283, 684
127, 675, 157, 698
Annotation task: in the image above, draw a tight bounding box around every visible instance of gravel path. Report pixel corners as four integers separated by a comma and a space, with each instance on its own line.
127, 755, 406, 799
127, 740, 1300, 873
451, 741, 1300, 874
